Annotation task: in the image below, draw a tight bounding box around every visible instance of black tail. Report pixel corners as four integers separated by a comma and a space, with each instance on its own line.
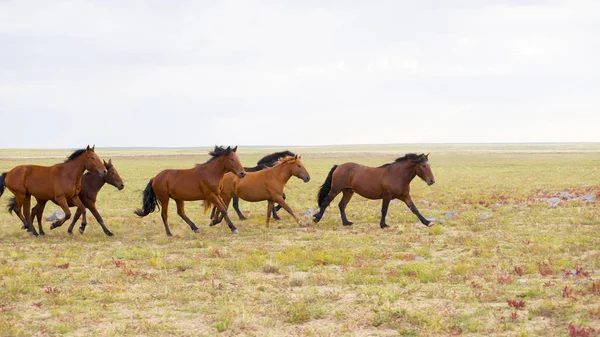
134, 179, 158, 217
7, 196, 16, 215
0, 173, 6, 198
317, 165, 338, 208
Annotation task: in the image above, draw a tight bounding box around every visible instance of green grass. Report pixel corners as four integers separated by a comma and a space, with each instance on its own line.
1, 144, 599, 336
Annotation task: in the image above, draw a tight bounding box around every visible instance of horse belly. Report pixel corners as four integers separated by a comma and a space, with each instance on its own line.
235, 179, 270, 202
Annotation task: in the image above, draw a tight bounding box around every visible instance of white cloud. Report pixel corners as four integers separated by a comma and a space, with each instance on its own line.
0, 0, 598, 148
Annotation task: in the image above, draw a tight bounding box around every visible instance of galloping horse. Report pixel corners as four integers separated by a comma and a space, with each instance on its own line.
134, 146, 246, 236
313, 153, 435, 228
210, 155, 310, 228
19, 159, 125, 236
0, 146, 107, 236
210, 150, 296, 221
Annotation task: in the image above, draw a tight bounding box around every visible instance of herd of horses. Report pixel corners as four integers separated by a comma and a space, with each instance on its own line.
0, 145, 436, 237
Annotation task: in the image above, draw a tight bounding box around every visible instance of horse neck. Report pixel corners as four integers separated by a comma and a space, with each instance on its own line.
389, 161, 417, 182
59, 156, 88, 181
272, 162, 294, 184
197, 157, 228, 180
83, 172, 106, 196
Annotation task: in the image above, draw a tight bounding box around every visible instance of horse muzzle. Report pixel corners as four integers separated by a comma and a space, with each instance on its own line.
238, 172, 246, 178
118, 184, 125, 190
302, 176, 310, 183
427, 179, 435, 186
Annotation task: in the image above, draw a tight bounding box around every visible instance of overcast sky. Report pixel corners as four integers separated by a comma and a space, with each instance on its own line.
1, 1, 598, 148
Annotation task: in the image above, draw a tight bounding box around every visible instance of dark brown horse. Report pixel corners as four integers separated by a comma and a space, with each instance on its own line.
0, 146, 107, 236
210, 150, 296, 220
210, 155, 310, 227
134, 146, 246, 236
313, 153, 435, 228
20, 159, 124, 236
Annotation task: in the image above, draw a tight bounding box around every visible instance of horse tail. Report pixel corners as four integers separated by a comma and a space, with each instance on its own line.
134, 179, 159, 217
204, 200, 214, 215
0, 172, 6, 198
317, 165, 338, 208
6, 196, 16, 215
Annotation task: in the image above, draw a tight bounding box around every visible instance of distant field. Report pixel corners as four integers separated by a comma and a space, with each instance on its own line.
1, 144, 599, 336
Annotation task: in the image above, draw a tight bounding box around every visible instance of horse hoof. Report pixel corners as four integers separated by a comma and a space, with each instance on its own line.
193, 228, 201, 233
39, 231, 45, 236
299, 222, 307, 227
68, 230, 73, 235
105, 231, 114, 236
166, 232, 173, 237
312, 216, 321, 223
380, 223, 389, 229
79, 228, 85, 235
343, 221, 353, 226
232, 229, 239, 234
209, 221, 217, 227
425, 221, 435, 227
28, 231, 39, 237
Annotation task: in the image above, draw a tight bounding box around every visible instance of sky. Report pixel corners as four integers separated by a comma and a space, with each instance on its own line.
1, 0, 599, 148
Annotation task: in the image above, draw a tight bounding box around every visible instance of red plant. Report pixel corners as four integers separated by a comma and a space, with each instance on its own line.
510, 312, 519, 320
497, 271, 514, 284
538, 262, 554, 276
470, 281, 483, 289
56, 263, 69, 269
575, 265, 590, 278
514, 265, 524, 276
44, 286, 58, 294
567, 323, 596, 337
507, 299, 525, 310
32, 302, 42, 308
562, 286, 576, 300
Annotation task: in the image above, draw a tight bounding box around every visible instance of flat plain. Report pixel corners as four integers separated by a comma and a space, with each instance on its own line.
0, 144, 599, 337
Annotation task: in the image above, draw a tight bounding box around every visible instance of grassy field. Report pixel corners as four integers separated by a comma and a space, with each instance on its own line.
0, 144, 599, 337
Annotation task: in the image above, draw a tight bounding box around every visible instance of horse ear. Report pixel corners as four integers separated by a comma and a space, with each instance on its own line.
233, 146, 238, 153
91, 144, 95, 152
103, 159, 107, 165
425, 153, 430, 159
109, 158, 113, 164
86, 145, 91, 151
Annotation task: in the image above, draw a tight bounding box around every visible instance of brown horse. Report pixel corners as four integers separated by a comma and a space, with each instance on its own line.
0, 146, 107, 236
210, 155, 310, 227
134, 146, 246, 236
21, 159, 125, 236
313, 153, 435, 228
210, 150, 296, 221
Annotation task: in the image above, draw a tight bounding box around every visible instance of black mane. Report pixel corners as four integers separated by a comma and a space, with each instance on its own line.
204, 146, 236, 163
379, 153, 427, 168
256, 150, 296, 166
64, 149, 87, 163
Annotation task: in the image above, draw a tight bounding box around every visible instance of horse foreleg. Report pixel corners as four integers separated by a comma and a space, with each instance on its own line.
232, 196, 247, 220
49, 197, 72, 233
67, 197, 86, 235
379, 198, 391, 229
272, 193, 285, 220
273, 196, 305, 227
339, 189, 354, 226
400, 195, 432, 226
22, 195, 39, 236
265, 200, 274, 228
175, 199, 200, 233
86, 203, 113, 236
209, 194, 238, 234
67, 207, 83, 234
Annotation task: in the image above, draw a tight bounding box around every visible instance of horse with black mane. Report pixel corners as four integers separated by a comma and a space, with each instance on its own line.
313, 153, 435, 228
134, 146, 246, 236
14, 159, 125, 236
0, 146, 107, 236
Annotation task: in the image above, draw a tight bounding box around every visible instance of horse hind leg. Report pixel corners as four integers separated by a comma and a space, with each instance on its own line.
11, 194, 33, 234
22, 195, 39, 236
232, 196, 247, 220
32, 200, 47, 235
338, 189, 354, 226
